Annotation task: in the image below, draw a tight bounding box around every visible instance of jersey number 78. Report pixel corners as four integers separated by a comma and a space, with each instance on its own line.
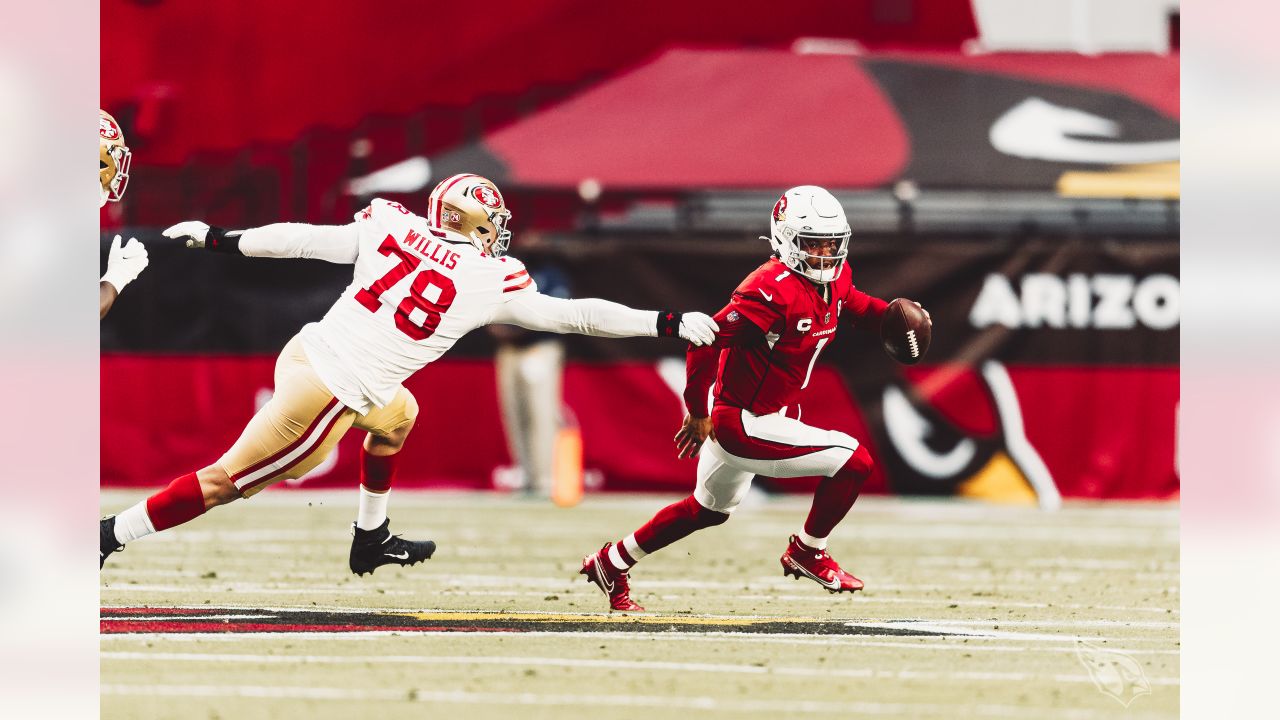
354, 235, 456, 340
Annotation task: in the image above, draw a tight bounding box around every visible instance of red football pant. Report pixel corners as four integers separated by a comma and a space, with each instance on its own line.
803, 444, 873, 539
616, 495, 728, 566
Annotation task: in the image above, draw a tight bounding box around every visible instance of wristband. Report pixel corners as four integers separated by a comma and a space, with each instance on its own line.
206, 226, 244, 254
656, 310, 683, 338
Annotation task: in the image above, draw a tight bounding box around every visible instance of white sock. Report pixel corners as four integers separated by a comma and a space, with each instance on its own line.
622, 534, 648, 562
114, 501, 157, 545
798, 530, 828, 550
607, 544, 628, 571
608, 534, 648, 571
357, 486, 389, 530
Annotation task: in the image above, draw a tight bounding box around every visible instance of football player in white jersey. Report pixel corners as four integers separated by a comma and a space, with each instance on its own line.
99, 109, 149, 318
100, 174, 718, 576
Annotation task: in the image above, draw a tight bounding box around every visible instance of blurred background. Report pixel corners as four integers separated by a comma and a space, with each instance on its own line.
99, 0, 1180, 507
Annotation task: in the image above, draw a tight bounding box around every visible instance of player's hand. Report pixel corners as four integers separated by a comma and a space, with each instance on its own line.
912, 300, 931, 323
163, 220, 211, 249
674, 414, 714, 459
100, 235, 149, 292
679, 312, 719, 347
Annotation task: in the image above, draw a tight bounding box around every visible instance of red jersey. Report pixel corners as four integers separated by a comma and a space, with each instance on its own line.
684, 258, 887, 417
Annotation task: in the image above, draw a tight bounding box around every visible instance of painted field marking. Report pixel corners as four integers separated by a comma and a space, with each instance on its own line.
102, 575, 1180, 595
100, 630, 1182, 654
99, 582, 1180, 615
99, 605, 1177, 632
100, 651, 1180, 687
99, 684, 1169, 719
136, 523, 1176, 546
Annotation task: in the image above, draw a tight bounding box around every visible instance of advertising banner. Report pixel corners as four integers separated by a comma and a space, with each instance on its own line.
102, 233, 1178, 501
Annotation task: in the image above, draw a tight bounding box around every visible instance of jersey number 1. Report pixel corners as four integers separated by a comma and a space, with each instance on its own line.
801, 338, 830, 390
354, 235, 457, 340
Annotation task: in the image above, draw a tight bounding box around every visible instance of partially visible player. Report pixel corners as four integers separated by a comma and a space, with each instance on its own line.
100, 174, 718, 577
99, 109, 148, 318
580, 186, 930, 611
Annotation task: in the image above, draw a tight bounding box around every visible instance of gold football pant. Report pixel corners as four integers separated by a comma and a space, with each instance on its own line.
217, 335, 418, 497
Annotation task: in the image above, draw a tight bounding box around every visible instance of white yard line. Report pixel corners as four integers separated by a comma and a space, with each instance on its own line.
131, 524, 1177, 546
103, 584, 421, 596
100, 631, 1182, 654
99, 684, 1170, 719
98, 582, 1179, 613
101, 574, 1180, 594
100, 651, 1180, 686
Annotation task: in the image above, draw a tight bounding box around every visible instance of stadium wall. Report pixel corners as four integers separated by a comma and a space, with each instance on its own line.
101, 232, 1179, 501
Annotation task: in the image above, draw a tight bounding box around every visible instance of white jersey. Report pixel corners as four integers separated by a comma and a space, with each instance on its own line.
300, 199, 539, 413
234, 198, 675, 414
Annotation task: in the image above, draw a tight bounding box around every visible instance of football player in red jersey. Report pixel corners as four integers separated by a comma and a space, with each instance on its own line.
581, 186, 929, 611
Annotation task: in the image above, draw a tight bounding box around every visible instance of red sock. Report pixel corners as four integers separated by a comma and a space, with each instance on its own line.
803, 445, 874, 539
630, 495, 728, 555
361, 448, 399, 492
145, 472, 207, 532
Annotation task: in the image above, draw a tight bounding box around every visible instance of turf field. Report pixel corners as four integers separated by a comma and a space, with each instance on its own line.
100, 490, 1179, 719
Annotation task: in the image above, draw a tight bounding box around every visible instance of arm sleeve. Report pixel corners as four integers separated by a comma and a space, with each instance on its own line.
490, 291, 659, 338
682, 302, 767, 417
238, 223, 361, 264
684, 344, 719, 418
728, 289, 784, 334
846, 286, 889, 332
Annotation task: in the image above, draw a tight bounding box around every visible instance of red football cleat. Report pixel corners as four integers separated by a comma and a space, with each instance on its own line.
580, 543, 645, 612
780, 535, 864, 593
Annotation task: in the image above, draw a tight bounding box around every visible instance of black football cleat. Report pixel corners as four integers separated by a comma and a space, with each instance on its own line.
349, 517, 435, 576
100, 516, 124, 569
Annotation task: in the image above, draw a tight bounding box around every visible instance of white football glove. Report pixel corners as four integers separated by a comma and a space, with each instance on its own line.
678, 312, 719, 346
100, 235, 149, 293
162, 221, 212, 248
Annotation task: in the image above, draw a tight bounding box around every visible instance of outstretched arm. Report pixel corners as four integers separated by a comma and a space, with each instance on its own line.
163, 221, 360, 264
491, 291, 718, 346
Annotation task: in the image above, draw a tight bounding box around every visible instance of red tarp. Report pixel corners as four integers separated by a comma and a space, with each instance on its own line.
430, 48, 1179, 190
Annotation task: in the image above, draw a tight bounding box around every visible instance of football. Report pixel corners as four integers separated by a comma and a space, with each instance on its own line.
881, 298, 931, 365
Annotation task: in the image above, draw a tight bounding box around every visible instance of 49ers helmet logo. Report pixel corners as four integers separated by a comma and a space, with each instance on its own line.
772, 195, 787, 222
473, 185, 502, 209
100, 115, 122, 141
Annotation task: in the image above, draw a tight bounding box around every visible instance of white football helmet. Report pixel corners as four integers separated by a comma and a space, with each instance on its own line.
100, 109, 132, 208
425, 173, 512, 257
767, 185, 850, 284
